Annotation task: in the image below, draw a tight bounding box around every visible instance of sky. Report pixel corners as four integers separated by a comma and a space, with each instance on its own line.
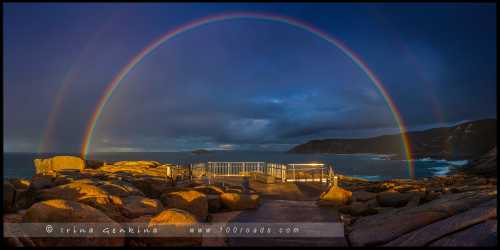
3, 3, 497, 153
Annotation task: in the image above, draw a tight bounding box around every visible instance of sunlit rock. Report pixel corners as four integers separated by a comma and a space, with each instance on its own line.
161, 190, 208, 221
120, 196, 163, 218
142, 208, 201, 246
112, 161, 162, 168
338, 175, 370, 183
129, 176, 173, 198
192, 185, 224, 195
33, 156, 85, 174
22, 199, 124, 246
52, 175, 74, 186
8, 178, 31, 190
318, 186, 352, 207
219, 192, 260, 210
98, 180, 145, 197
36, 182, 123, 221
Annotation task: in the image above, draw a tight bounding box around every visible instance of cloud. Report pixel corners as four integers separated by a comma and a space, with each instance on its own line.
4, 5, 496, 153
216, 144, 235, 150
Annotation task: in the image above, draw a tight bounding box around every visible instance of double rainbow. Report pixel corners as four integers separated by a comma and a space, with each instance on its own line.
80, 12, 414, 172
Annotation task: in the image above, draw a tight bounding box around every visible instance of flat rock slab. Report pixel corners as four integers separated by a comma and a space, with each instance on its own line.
385, 199, 497, 246
207, 199, 347, 246
348, 190, 496, 246
429, 219, 497, 247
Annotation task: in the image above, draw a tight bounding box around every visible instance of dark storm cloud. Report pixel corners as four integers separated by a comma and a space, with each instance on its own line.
3, 3, 496, 152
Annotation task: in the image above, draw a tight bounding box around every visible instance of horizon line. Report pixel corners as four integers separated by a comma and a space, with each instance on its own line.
7, 117, 495, 154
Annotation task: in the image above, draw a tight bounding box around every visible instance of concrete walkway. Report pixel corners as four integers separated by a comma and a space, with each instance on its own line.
209, 176, 328, 201
205, 199, 348, 246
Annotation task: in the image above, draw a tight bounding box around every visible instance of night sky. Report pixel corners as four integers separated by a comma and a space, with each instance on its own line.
3, 3, 497, 153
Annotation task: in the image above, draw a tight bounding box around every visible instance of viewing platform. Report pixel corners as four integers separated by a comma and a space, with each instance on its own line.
188, 161, 335, 184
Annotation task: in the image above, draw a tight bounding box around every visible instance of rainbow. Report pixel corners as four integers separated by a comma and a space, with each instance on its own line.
371, 9, 445, 125
81, 12, 414, 171
39, 13, 120, 153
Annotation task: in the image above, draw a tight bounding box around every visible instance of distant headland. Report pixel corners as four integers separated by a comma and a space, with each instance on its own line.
191, 149, 213, 155
289, 119, 497, 161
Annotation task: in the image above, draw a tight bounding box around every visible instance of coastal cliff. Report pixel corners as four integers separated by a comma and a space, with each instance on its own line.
289, 119, 497, 160
460, 147, 497, 177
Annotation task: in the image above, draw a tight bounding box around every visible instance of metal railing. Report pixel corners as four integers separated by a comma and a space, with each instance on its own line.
207, 162, 265, 176
284, 163, 329, 183
189, 162, 332, 183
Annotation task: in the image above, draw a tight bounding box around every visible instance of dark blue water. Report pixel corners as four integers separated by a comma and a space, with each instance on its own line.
3, 151, 468, 181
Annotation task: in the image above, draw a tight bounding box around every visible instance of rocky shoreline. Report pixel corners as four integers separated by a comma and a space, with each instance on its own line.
3, 155, 497, 247
327, 174, 497, 246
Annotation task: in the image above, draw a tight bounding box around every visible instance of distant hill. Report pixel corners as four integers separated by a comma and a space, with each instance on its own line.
288, 119, 497, 160
191, 149, 212, 155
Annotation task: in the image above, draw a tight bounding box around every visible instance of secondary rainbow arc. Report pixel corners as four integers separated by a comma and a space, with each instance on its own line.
81, 12, 414, 172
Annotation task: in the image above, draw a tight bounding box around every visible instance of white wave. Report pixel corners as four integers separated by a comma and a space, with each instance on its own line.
369, 154, 397, 160
417, 157, 433, 162
429, 166, 451, 176
444, 160, 468, 166
400, 158, 431, 162
406, 158, 468, 166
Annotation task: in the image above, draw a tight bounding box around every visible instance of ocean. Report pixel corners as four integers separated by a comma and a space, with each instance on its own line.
3, 151, 469, 181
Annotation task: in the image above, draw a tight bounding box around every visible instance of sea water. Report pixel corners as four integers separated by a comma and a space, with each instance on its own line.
2, 151, 468, 180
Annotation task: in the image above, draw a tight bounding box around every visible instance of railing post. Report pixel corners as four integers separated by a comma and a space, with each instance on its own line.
328, 165, 334, 186
206, 163, 209, 177
321, 167, 324, 184
281, 164, 286, 182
